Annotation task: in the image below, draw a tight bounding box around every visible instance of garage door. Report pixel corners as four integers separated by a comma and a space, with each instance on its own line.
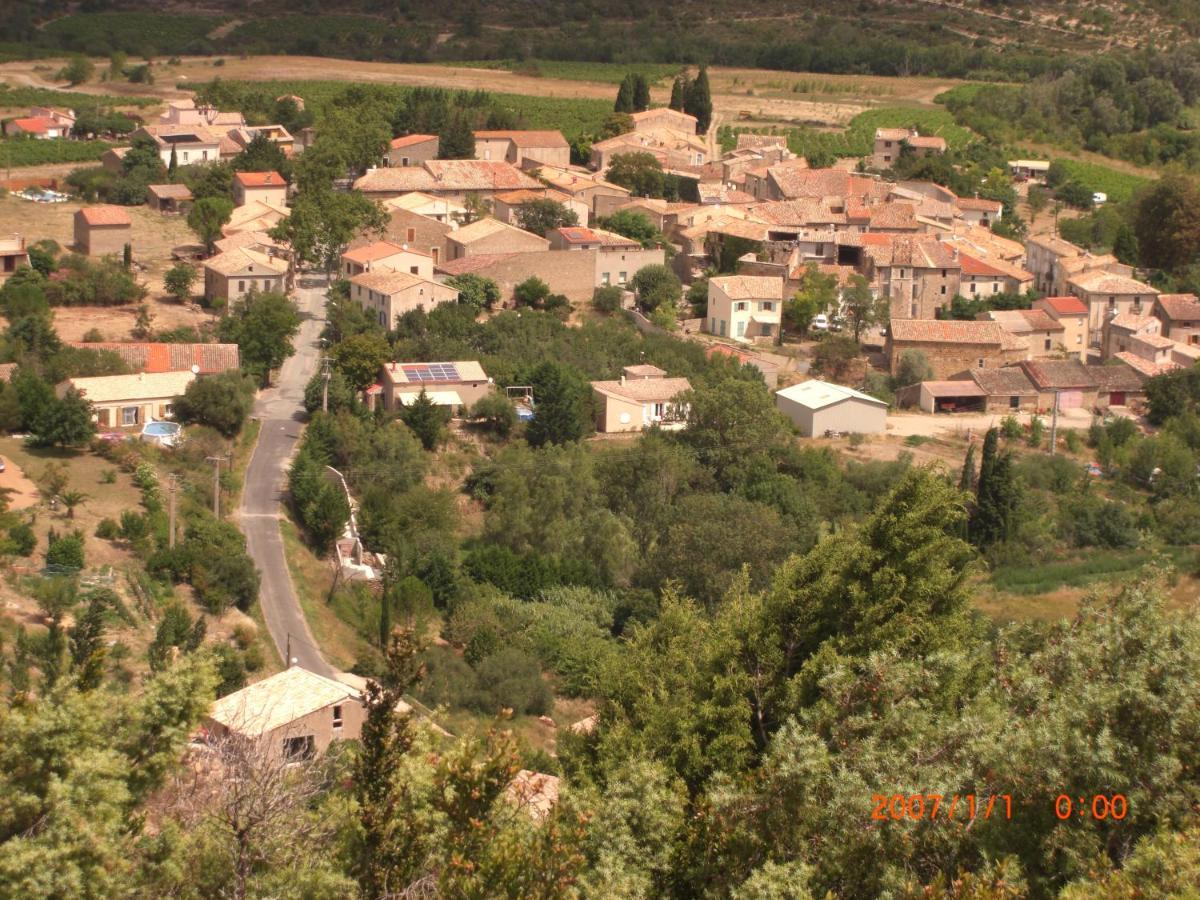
1059, 390, 1083, 409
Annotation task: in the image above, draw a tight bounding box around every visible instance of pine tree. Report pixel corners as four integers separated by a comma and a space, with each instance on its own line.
669, 75, 688, 111
632, 73, 651, 112
685, 65, 713, 133
615, 74, 636, 113
378, 590, 391, 650
401, 388, 448, 451
959, 443, 976, 491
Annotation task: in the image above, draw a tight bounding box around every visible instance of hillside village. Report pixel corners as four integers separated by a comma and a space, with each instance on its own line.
3, 48, 1200, 896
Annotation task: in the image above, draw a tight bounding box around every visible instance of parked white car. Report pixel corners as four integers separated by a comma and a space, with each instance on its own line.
812, 314, 830, 331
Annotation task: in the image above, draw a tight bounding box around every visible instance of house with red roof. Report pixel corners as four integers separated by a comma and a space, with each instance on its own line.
387, 134, 439, 167
74, 206, 132, 257
1033, 296, 1089, 361
340, 240, 433, 280
4, 115, 69, 139
233, 171, 288, 208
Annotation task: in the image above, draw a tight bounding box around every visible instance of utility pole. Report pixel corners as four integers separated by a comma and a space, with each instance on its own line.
1049, 390, 1060, 455
205, 455, 227, 517
321, 356, 332, 413
167, 474, 178, 548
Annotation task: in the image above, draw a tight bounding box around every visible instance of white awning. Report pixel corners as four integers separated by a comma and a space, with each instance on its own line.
396, 390, 463, 406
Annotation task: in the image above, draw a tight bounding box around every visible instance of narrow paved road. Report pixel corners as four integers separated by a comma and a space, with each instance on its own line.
240, 275, 333, 676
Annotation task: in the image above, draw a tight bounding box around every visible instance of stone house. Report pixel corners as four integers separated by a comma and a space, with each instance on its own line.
0, 234, 30, 284
591, 365, 691, 433
377, 205, 454, 266
65, 370, 196, 430
1033, 295, 1089, 362
981, 309, 1066, 359
705, 275, 784, 344
233, 171, 288, 208
1153, 293, 1200, 346
492, 189, 589, 230
862, 237, 960, 320
1017, 359, 1100, 411
387, 134, 439, 167
349, 270, 459, 328
204, 667, 366, 762
871, 128, 946, 168
74, 206, 132, 256
147, 184, 193, 215
340, 240, 434, 280
630, 108, 699, 134
445, 217, 550, 260
885, 319, 1028, 379
474, 130, 570, 168
1101, 313, 1177, 370
378, 360, 490, 413
954, 367, 1041, 412
955, 196, 1003, 227
1065, 270, 1160, 338
203, 247, 289, 304
958, 252, 1009, 299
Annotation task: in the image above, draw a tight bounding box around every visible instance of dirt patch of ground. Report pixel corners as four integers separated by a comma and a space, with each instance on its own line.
0, 193, 212, 340
0, 453, 40, 510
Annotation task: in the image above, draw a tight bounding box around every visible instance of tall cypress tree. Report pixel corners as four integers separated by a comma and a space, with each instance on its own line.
685, 65, 713, 133
614, 74, 635, 113
632, 73, 651, 112
168, 144, 177, 178
970, 427, 1019, 548
669, 75, 688, 111
959, 443, 976, 491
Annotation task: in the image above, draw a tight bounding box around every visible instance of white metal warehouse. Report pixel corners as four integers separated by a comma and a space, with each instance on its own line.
775, 379, 889, 437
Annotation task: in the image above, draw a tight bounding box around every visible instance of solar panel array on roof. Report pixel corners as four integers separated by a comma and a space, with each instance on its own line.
402, 363, 460, 382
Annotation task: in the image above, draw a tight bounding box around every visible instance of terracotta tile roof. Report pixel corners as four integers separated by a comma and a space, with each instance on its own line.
1086, 363, 1146, 392
390, 133, 437, 149
148, 183, 193, 200
1027, 234, 1083, 256
920, 380, 989, 397
474, 129, 568, 148
907, 135, 947, 150
10, 116, 58, 134
234, 171, 286, 187
213, 230, 286, 254
1058, 252, 1118, 275
350, 269, 441, 295
867, 202, 920, 230
1108, 312, 1160, 333
1018, 359, 1098, 389
592, 376, 692, 403
434, 253, 522, 276
203, 246, 289, 276
1132, 332, 1175, 351
355, 161, 541, 193
552, 226, 599, 243
493, 188, 566, 205
958, 252, 1008, 278
709, 274, 784, 300
888, 319, 1009, 346
736, 133, 789, 150
956, 196, 1003, 212
78, 205, 131, 227
1068, 270, 1158, 295
875, 128, 910, 141
866, 235, 958, 269
450, 217, 546, 245
1113, 351, 1180, 377
1156, 293, 1200, 321
965, 367, 1038, 396
68, 341, 240, 374
342, 240, 429, 263
1040, 295, 1088, 316
986, 309, 1063, 333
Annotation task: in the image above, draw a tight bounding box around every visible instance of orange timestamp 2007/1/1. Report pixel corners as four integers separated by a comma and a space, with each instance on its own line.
871, 793, 1013, 822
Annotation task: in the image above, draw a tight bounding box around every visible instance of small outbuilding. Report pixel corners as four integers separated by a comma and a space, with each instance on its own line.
74, 205, 132, 256
147, 183, 193, 214
775, 379, 888, 437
